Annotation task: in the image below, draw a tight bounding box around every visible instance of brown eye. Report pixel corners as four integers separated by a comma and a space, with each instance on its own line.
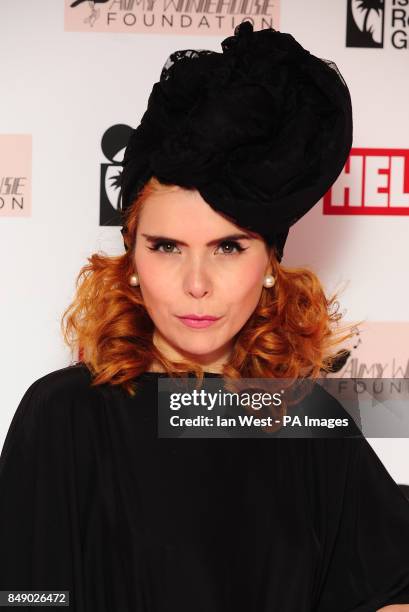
147, 239, 248, 255
147, 241, 179, 254
217, 240, 247, 255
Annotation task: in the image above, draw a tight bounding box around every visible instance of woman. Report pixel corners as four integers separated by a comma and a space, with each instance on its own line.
1, 21, 409, 612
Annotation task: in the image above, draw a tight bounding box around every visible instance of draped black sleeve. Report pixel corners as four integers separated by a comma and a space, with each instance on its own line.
0, 366, 98, 611
312, 434, 409, 611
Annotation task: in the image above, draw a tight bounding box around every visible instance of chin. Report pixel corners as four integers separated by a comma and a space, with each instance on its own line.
178, 344, 219, 356
173, 338, 223, 357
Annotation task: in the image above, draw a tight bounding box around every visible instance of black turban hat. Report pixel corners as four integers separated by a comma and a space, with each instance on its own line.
118, 20, 353, 262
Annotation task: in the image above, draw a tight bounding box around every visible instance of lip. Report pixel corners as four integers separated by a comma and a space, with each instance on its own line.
176, 315, 221, 329
179, 314, 220, 320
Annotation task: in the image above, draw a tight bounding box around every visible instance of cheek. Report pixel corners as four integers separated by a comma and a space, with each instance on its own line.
134, 254, 176, 311
134, 250, 267, 315
222, 262, 265, 314
225, 260, 264, 293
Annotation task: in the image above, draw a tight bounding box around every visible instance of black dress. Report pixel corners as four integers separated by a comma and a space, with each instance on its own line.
1, 363, 409, 611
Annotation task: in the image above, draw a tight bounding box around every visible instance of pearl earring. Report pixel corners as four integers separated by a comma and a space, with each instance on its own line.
129, 273, 139, 286
263, 274, 275, 288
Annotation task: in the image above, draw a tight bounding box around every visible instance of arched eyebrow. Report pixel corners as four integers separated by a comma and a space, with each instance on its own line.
141, 232, 254, 247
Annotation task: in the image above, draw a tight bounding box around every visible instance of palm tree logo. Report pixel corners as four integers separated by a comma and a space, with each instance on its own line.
99, 124, 133, 227
357, 0, 383, 35
346, 0, 384, 48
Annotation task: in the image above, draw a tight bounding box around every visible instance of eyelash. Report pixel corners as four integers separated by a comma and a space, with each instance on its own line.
147, 240, 248, 255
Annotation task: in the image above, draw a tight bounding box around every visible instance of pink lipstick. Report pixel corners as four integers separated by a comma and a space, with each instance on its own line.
176, 314, 221, 329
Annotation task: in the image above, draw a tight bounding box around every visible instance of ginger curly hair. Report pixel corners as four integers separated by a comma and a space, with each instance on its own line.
61, 176, 362, 397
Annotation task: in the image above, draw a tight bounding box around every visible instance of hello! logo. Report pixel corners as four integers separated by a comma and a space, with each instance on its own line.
99, 124, 132, 227
324, 148, 409, 216
346, 0, 409, 50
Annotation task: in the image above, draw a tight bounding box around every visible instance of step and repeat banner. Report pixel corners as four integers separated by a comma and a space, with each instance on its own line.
1, 0, 408, 480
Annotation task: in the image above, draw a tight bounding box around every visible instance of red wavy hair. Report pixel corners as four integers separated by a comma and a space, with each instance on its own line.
61, 176, 363, 397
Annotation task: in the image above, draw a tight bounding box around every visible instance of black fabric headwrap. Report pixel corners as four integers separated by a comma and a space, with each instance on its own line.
118, 20, 353, 262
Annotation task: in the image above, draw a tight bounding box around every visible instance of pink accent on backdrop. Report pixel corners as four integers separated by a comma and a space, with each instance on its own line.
0, 134, 32, 218
327, 321, 409, 379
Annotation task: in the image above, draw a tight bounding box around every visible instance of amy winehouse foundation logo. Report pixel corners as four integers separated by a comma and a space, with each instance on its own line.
65, 0, 279, 35
0, 134, 32, 218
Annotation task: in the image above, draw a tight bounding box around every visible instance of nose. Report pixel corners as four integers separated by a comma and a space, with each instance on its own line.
182, 258, 212, 298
